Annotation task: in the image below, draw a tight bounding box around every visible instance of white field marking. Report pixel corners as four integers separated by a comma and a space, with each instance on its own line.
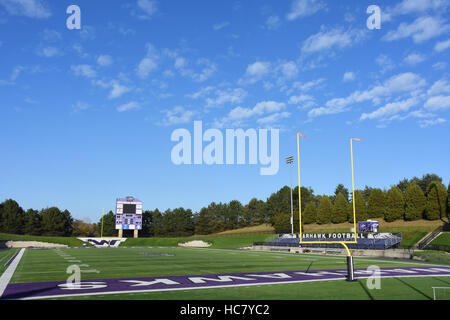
0, 248, 25, 298
68, 260, 82, 263
187, 247, 448, 267
21, 273, 450, 300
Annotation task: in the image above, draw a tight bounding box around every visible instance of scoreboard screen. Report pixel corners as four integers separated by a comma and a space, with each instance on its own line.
123, 204, 136, 214
115, 197, 143, 230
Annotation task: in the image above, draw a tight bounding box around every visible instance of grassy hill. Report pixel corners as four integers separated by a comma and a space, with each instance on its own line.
0, 219, 446, 249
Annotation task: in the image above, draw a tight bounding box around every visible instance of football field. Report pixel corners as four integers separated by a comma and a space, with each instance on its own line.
1, 247, 450, 300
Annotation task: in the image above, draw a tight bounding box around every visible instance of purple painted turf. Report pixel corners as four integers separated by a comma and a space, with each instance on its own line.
2, 266, 450, 299
4, 251, 19, 267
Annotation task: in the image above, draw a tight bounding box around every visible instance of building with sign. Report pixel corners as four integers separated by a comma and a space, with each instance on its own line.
115, 196, 143, 238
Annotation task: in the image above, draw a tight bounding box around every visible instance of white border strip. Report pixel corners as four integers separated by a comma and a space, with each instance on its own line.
0, 248, 25, 298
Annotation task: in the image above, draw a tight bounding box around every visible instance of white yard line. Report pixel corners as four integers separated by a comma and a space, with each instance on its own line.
0, 248, 25, 298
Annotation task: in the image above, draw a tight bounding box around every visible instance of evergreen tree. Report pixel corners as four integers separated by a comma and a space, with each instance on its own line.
425, 181, 447, 220
404, 182, 426, 221
385, 186, 404, 222
367, 188, 386, 218
334, 184, 349, 202
0, 199, 24, 234
317, 196, 333, 224
41, 207, 68, 236
61, 209, 74, 236
397, 178, 409, 193
272, 212, 291, 233
302, 202, 317, 224
332, 192, 348, 223
411, 174, 443, 194
226, 200, 243, 229
23, 209, 41, 235
348, 190, 368, 222
96, 210, 116, 236
361, 186, 373, 204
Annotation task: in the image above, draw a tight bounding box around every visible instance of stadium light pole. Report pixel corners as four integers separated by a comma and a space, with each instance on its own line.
285, 156, 294, 235
101, 208, 104, 238
296, 132, 306, 242
347, 137, 363, 282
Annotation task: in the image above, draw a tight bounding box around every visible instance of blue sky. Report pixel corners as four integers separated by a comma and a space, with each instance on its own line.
1, 0, 449, 222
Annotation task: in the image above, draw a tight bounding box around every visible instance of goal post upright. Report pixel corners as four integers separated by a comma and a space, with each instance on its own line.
296, 133, 363, 282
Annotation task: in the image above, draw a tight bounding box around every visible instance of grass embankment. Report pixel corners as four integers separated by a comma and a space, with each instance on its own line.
429, 232, 450, 246
122, 233, 277, 249
0, 233, 89, 247
412, 250, 450, 265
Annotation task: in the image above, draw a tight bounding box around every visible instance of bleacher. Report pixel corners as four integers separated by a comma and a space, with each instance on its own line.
256, 232, 402, 250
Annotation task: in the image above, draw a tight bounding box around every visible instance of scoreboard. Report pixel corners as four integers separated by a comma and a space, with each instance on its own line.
115, 196, 143, 230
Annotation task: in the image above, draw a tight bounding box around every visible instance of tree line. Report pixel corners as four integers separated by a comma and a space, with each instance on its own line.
1, 173, 448, 237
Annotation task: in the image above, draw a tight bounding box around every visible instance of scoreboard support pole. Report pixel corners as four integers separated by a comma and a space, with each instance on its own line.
134, 230, 139, 238
118, 229, 123, 238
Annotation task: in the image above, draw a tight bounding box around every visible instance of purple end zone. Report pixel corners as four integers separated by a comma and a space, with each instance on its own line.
2, 266, 450, 299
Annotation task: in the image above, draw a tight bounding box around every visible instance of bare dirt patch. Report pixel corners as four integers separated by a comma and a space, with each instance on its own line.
178, 240, 211, 248
6, 241, 68, 248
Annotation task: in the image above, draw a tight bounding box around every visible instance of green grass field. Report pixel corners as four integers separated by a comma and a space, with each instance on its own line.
4, 246, 449, 300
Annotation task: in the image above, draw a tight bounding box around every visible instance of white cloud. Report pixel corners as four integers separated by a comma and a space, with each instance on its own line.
375, 54, 395, 74
37, 46, 60, 58
277, 61, 298, 80
72, 101, 90, 112
309, 72, 426, 118
301, 28, 365, 54
161, 106, 195, 125
136, 43, 159, 78
291, 78, 325, 92
217, 101, 286, 127
10, 65, 24, 82
403, 53, 425, 65
343, 71, 355, 82
427, 79, 450, 95
383, 16, 449, 43
388, 0, 449, 16
109, 81, 132, 99
136, 0, 158, 19
418, 118, 446, 128
117, 101, 140, 112
286, 0, 325, 21
41, 29, 61, 42
424, 95, 450, 111
205, 88, 247, 107
360, 97, 420, 120
93, 79, 132, 99
432, 62, 447, 70
266, 15, 281, 30
434, 39, 450, 52
213, 21, 230, 31
257, 111, 291, 125
186, 86, 215, 99
0, 0, 51, 18
238, 61, 271, 85
71, 64, 97, 78
97, 55, 113, 67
